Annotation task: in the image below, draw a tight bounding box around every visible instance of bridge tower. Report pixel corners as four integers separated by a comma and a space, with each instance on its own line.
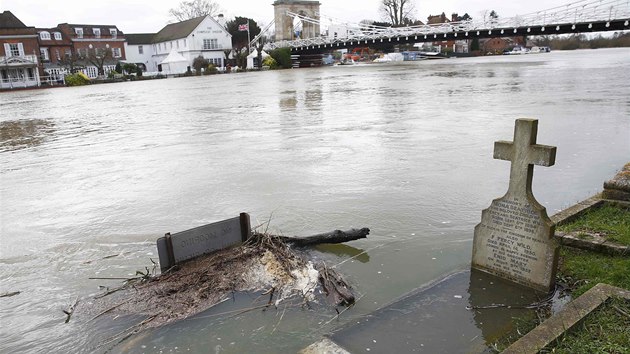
273, 0, 321, 41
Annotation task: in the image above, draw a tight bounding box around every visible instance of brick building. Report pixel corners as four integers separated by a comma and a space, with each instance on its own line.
0, 11, 41, 89
56, 23, 126, 77
36, 27, 73, 82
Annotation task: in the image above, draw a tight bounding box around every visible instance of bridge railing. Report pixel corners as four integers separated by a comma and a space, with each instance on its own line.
266, 0, 630, 50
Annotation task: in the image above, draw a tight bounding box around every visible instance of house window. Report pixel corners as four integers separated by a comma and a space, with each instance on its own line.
75, 28, 83, 38
54, 32, 62, 40
40, 31, 51, 40
183, 39, 187, 47
138, 45, 144, 54
170, 42, 173, 49
110, 29, 117, 38
203, 39, 218, 50
55, 49, 61, 61
112, 47, 121, 58
8, 43, 21, 56
40, 48, 49, 61
209, 58, 222, 66
176, 40, 179, 48
65, 49, 71, 58
93, 28, 101, 38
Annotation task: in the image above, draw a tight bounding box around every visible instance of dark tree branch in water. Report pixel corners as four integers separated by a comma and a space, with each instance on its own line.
275, 228, 370, 247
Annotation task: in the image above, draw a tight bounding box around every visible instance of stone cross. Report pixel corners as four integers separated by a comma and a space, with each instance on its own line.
493, 119, 557, 196
472, 119, 559, 292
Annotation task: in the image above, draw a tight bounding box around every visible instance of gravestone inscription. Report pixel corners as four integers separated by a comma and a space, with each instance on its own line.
472, 119, 558, 292
157, 213, 252, 271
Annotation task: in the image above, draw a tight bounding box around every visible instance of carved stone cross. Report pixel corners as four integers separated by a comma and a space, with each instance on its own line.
493, 119, 556, 196
472, 119, 559, 292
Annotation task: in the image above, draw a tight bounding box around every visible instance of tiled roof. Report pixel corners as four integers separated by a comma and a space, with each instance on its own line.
153, 16, 205, 43
0, 11, 28, 28
126, 33, 155, 45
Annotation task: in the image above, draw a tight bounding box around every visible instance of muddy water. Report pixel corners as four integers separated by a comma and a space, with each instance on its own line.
1, 48, 629, 353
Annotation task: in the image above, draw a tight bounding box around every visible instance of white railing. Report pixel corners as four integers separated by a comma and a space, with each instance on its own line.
0, 54, 39, 65
265, 0, 630, 50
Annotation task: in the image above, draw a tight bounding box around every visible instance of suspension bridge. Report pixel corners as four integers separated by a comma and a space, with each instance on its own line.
251, 0, 630, 56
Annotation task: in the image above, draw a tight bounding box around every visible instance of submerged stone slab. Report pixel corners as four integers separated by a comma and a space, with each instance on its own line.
324, 269, 545, 353
157, 213, 252, 271
472, 119, 558, 292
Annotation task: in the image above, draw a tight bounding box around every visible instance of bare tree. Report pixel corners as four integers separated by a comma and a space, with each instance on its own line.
84, 47, 114, 76
380, 0, 416, 27
58, 50, 85, 74
169, 0, 221, 22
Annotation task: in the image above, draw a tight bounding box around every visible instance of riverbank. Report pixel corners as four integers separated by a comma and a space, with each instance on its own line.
498, 166, 630, 352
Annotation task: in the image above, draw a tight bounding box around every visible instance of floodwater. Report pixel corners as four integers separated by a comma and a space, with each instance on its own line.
1, 48, 629, 353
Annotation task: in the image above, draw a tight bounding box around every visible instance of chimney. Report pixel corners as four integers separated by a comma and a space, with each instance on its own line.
217, 14, 226, 28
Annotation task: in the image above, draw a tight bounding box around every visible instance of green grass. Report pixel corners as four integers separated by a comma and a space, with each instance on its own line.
540, 297, 630, 354
559, 247, 630, 297
557, 204, 630, 246
493, 203, 630, 352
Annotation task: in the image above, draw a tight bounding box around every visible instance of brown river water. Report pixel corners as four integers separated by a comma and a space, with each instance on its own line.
1, 48, 629, 353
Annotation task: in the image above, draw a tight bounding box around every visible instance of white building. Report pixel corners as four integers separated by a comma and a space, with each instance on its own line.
124, 15, 231, 75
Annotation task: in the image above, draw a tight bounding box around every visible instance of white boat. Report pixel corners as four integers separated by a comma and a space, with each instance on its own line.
505, 46, 530, 55
373, 53, 404, 63
530, 46, 551, 54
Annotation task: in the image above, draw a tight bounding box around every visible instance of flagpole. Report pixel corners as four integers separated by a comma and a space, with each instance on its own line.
247, 19, 251, 53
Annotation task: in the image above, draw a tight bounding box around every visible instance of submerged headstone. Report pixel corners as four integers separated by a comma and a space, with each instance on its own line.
157, 213, 252, 271
472, 119, 558, 292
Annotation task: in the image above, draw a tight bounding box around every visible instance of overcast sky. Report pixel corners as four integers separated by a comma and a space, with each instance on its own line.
2, 0, 564, 33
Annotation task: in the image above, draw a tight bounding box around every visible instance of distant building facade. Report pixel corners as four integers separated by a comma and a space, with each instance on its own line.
124, 15, 231, 74
35, 27, 72, 82
425, 12, 470, 54
0, 11, 41, 89
56, 23, 126, 78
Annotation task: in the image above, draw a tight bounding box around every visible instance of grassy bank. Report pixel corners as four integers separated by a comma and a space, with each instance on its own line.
495, 203, 630, 352
540, 296, 630, 353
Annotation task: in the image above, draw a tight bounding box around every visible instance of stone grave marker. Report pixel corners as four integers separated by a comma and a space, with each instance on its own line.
472, 119, 558, 292
157, 213, 252, 271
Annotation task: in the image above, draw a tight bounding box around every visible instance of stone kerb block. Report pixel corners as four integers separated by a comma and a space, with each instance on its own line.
472, 119, 559, 292
603, 162, 630, 201
157, 213, 252, 272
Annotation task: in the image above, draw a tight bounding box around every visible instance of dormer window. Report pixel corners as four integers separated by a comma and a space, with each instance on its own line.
39, 31, 51, 40
110, 29, 117, 38
93, 28, 101, 38
54, 32, 62, 40
75, 28, 83, 38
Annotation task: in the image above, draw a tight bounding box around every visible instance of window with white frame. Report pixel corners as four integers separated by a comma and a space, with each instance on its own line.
55, 49, 61, 61
138, 45, 144, 54
209, 58, 222, 66
54, 32, 62, 40
112, 47, 121, 58
203, 39, 219, 50
7, 43, 21, 56
40, 48, 49, 61
183, 39, 187, 47
110, 29, 117, 38
176, 40, 179, 48
40, 31, 51, 40
93, 28, 101, 38
64, 49, 71, 58
75, 28, 83, 38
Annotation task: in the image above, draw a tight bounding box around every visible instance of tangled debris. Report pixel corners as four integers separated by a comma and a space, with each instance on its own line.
78, 229, 368, 347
